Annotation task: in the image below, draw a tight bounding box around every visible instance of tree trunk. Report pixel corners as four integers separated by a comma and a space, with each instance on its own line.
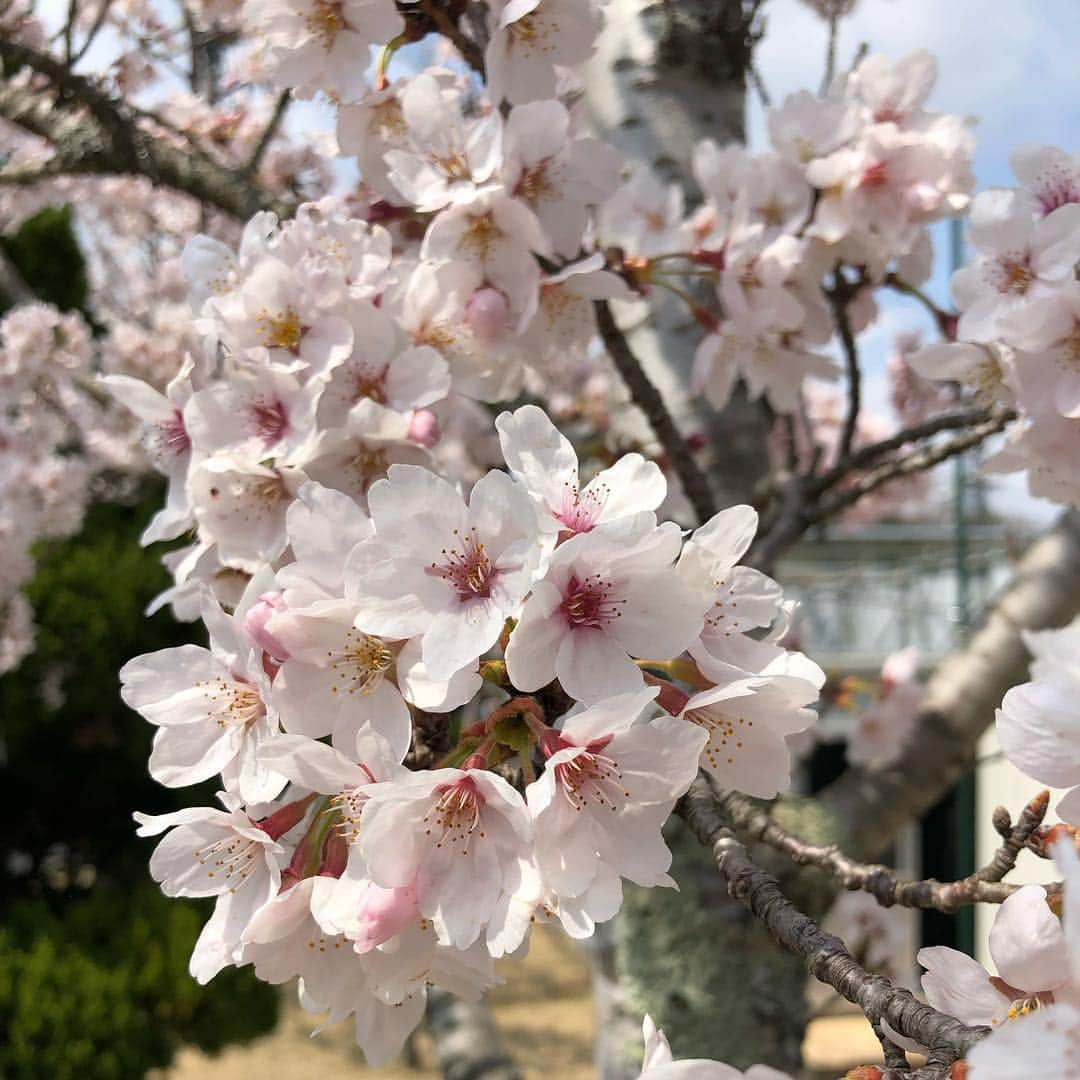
584, 0, 772, 515
584, 4, 806, 1075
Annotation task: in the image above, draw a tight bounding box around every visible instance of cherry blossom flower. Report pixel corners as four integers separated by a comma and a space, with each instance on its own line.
996, 616, 1080, 823
505, 514, 704, 702
485, 0, 604, 107
248, 0, 404, 102
101, 356, 197, 543
241, 875, 426, 1066
527, 690, 706, 938
845, 648, 924, 767
188, 455, 307, 573
356, 765, 536, 951
501, 99, 621, 256
951, 190, 1080, 343
963, 838, 1080, 1076
496, 403, 666, 539
134, 797, 286, 982
676, 676, 818, 799
347, 464, 541, 681
120, 598, 286, 804
383, 73, 503, 212
919, 883, 1069, 1028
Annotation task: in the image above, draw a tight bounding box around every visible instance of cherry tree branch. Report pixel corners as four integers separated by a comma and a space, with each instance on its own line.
811, 407, 1016, 521
747, 404, 1014, 571
594, 299, 718, 525
813, 405, 1016, 493
0, 39, 294, 220
678, 777, 988, 1060
417, 0, 486, 74
244, 89, 290, 174
713, 787, 1058, 912
70, 0, 115, 66
830, 282, 861, 461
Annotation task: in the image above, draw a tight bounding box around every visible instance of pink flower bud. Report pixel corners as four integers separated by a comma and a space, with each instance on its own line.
465, 286, 511, 344
408, 408, 440, 448
244, 591, 291, 662
352, 881, 420, 953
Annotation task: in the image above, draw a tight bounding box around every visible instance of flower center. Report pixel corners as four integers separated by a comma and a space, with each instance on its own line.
155, 410, 190, 459
423, 778, 485, 852
348, 445, 390, 493
556, 480, 606, 534
307, 0, 344, 47
555, 750, 629, 812
192, 833, 261, 891
249, 397, 290, 445
561, 573, 623, 629
989, 253, 1035, 296
198, 677, 266, 730
257, 307, 304, 352
1034, 165, 1080, 216
352, 364, 388, 404
514, 159, 556, 203
432, 150, 471, 181
327, 629, 394, 695
683, 706, 753, 772
431, 527, 495, 601
859, 161, 890, 190
460, 214, 501, 259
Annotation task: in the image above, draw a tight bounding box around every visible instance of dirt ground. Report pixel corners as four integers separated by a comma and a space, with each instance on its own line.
158, 926, 884, 1080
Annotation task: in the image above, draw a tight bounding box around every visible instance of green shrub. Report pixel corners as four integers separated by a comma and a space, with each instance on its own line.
0, 204, 90, 316
0, 884, 279, 1080
0, 491, 279, 1078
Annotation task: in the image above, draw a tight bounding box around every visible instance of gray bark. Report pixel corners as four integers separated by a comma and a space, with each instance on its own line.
426, 989, 523, 1080
584, 0, 771, 515
584, 5, 804, 1074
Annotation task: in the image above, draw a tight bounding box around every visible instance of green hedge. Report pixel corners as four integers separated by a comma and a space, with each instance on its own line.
0, 885, 278, 1080
0, 492, 279, 1078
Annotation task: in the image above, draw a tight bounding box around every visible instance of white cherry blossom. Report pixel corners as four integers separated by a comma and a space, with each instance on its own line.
505, 514, 704, 702
347, 464, 541, 680
527, 690, 706, 938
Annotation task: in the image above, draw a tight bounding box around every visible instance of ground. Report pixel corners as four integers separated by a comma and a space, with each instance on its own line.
158, 926, 885, 1080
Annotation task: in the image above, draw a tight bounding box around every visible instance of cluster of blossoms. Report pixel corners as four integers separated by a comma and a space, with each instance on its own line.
0, 299, 157, 674
597, 49, 974, 414
910, 145, 1080, 504
119, 369, 824, 1058
0, 0, 336, 677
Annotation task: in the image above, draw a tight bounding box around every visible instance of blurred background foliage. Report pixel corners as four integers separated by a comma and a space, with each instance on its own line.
0, 209, 279, 1078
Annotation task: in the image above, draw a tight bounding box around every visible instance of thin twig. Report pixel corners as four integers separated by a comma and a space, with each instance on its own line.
713, 787, 1057, 912
71, 0, 115, 66
245, 89, 290, 174
63, 0, 78, 63
830, 279, 861, 461
813, 406, 1016, 495
593, 299, 717, 526
419, 0, 486, 74
821, 10, 839, 93
0, 40, 293, 220
678, 777, 988, 1060
812, 410, 1015, 522
748, 405, 1015, 570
